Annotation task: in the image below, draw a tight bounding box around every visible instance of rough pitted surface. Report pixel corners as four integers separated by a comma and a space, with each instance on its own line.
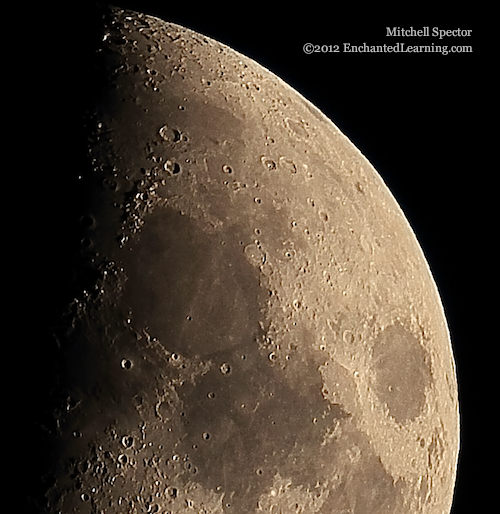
34, 6, 459, 514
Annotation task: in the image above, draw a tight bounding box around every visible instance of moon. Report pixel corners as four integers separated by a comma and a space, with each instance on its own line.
32, 5, 459, 513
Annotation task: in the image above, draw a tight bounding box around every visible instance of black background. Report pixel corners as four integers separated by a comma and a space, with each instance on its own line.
26, 2, 487, 512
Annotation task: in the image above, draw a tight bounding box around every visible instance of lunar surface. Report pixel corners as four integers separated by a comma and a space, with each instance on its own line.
32, 5, 459, 513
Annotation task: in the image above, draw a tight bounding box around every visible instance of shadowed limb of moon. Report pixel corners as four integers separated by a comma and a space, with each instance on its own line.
32, 5, 459, 514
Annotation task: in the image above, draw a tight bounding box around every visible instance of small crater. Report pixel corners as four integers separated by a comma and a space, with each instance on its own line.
285, 117, 308, 138
122, 435, 134, 448
79, 215, 95, 228
279, 156, 297, 173
261, 156, 277, 170
222, 164, 233, 173
220, 362, 231, 375
102, 177, 119, 191
121, 358, 133, 370
159, 125, 170, 140
76, 459, 90, 474
342, 330, 355, 344
244, 243, 265, 267
164, 160, 181, 176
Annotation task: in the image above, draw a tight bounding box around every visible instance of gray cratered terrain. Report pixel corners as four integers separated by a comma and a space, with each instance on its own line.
37, 6, 459, 513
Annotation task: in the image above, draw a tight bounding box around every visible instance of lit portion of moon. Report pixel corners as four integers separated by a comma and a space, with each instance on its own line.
40, 6, 459, 514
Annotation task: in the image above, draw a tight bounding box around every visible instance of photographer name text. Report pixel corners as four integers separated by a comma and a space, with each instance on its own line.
386, 27, 472, 39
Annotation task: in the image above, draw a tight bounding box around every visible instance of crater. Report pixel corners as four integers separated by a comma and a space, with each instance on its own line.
371, 323, 432, 423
